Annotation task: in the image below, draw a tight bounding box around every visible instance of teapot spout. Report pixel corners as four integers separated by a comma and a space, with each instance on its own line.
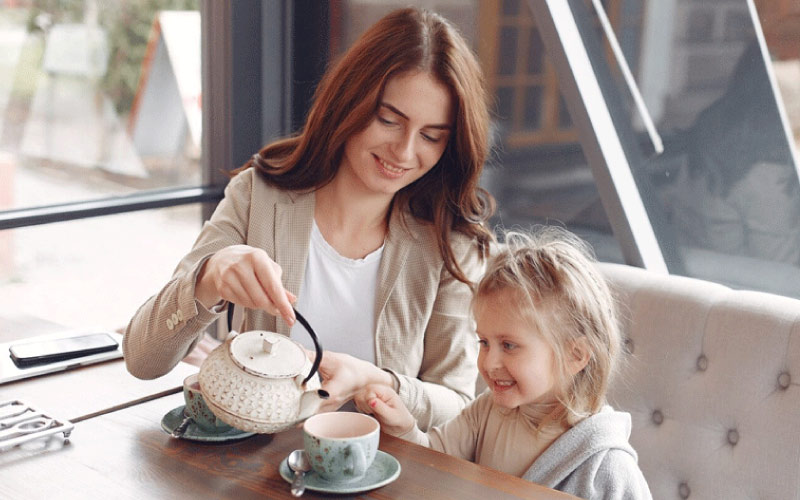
298, 389, 330, 421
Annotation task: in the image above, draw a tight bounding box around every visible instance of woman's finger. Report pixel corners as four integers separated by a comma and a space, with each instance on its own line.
251, 256, 295, 325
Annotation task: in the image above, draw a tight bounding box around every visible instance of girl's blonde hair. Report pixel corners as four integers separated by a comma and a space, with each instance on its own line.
474, 227, 621, 425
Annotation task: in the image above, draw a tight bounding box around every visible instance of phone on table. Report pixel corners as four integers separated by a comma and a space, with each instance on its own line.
9, 333, 120, 368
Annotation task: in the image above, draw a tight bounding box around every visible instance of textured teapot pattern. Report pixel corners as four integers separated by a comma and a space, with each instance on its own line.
198, 335, 323, 434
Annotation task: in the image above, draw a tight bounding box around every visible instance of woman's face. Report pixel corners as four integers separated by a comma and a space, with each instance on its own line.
475, 290, 560, 410
339, 71, 454, 200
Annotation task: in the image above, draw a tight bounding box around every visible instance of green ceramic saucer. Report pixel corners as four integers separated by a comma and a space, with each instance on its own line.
279, 450, 401, 494
161, 405, 255, 443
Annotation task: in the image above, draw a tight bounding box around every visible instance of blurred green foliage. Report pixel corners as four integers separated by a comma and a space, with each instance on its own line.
27, 0, 199, 116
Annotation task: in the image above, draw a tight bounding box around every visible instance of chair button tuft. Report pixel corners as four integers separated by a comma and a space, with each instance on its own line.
778, 372, 791, 390
679, 482, 691, 499
652, 409, 664, 425
727, 429, 739, 446
696, 355, 708, 372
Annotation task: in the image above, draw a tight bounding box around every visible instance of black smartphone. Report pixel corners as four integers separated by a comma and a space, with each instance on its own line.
9, 333, 119, 368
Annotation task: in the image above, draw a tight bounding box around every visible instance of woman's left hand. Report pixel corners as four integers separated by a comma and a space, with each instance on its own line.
310, 350, 394, 413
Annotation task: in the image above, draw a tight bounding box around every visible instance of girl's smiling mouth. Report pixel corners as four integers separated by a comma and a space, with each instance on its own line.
492, 379, 516, 392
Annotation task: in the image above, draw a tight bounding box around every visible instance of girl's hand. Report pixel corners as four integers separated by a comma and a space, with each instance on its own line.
196, 245, 297, 326
356, 384, 416, 436
311, 350, 395, 413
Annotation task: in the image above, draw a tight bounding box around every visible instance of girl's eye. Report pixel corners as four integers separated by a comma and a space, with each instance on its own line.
502, 341, 517, 351
477, 339, 488, 348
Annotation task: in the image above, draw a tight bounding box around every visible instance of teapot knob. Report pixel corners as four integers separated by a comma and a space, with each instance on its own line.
263, 338, 277, 354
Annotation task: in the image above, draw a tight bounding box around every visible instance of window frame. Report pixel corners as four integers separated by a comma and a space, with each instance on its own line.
526, 0, 668, 272
0, 0, 295, 231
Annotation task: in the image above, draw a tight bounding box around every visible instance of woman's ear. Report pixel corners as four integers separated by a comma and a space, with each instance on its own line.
566, 337, 591, 376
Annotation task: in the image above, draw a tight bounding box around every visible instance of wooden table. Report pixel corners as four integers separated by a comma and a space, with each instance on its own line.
0, 392, 577, 499
0, 358, 197, 422
0, 319, 197, 421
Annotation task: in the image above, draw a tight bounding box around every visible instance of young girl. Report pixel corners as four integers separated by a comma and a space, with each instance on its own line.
358, 228, 652, 499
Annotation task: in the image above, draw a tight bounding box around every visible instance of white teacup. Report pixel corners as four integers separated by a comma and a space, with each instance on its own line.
303, 412, 380, 483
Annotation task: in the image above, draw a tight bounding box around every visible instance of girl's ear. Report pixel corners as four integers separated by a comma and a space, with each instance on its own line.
566, 337, 591, 376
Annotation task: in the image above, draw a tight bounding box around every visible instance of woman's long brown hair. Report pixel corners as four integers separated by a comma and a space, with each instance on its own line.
235, 7, 495, 285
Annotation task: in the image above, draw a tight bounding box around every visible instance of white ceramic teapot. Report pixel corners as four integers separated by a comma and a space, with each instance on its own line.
197, 311, 329, 434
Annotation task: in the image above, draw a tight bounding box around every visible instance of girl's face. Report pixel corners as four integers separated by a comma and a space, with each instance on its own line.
475, 289, 560, 410
338, 71, 453, 200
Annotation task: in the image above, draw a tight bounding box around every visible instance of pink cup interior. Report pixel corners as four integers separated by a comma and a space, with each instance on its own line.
304, 412, 379, 439
184, 373, 201, 392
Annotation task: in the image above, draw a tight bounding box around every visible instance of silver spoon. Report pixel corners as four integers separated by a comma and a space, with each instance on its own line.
288, 449, 311, 497
171, 409, 192, 439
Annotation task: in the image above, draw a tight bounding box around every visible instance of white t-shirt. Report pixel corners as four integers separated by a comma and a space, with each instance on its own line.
290, 221, 383, 364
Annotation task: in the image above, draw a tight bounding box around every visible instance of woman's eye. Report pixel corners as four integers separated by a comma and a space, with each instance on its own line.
477, 339, 488, 348
502, 342, 517, 351
377, 116, 395, 125
421, 132, 441, 143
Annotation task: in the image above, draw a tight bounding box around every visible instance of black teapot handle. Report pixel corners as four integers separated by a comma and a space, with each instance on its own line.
227, 304, 323, 386
293, 308, 323, 386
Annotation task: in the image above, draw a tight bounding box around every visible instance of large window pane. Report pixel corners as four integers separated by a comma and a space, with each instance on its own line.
0, 0, 201, 212
562, 0, 800, 297
0, 205, 201, 331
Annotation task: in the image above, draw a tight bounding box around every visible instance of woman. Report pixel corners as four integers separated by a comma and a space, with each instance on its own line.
123, 7, 495, 430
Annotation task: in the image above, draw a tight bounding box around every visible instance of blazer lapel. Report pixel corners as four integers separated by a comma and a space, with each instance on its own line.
274, 191, 315, 336
375, 208, 414, 333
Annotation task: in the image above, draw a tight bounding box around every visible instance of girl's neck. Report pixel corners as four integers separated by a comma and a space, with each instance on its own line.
314, 180, 391, 259
519, 400, 570, 432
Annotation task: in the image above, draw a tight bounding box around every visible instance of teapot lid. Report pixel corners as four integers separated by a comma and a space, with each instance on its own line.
229, 330, 306, 378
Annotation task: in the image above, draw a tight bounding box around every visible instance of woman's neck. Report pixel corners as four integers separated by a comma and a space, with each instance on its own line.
314, 180, 391, 259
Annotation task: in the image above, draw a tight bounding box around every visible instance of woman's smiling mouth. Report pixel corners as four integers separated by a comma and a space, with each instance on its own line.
375, 155, 409, 177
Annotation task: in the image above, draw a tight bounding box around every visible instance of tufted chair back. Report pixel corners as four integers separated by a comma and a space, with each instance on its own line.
599, 262, 800, 500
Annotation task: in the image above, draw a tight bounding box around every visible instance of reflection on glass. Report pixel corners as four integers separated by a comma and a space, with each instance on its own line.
527, 28, 544, 74
0, 0, 200, 212
558, 94, 572, 129
658, 41, 800, 270
498, 26, 519, 75
502, 0, 521, 17
575, 0, 800, 297
496, 86, 515, 124
523, 86, 543, 129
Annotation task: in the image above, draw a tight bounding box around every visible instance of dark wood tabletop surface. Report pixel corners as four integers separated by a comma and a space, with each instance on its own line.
1, 392, 578, 499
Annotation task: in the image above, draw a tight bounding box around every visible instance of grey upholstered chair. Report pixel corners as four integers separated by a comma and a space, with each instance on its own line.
601, 262, 800, 500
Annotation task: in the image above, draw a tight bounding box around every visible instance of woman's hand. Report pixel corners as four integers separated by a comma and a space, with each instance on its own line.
196, 244, 296, 326
312, 350, 395, 413
355, 384, 416, 436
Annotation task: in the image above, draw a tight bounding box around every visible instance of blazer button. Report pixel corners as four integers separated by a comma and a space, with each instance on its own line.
177, 309, 184, 322
171, 312, 179, 325
167, 318, 174, 330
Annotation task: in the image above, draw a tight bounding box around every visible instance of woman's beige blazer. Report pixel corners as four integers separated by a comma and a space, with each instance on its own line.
124, 168, 482, 429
